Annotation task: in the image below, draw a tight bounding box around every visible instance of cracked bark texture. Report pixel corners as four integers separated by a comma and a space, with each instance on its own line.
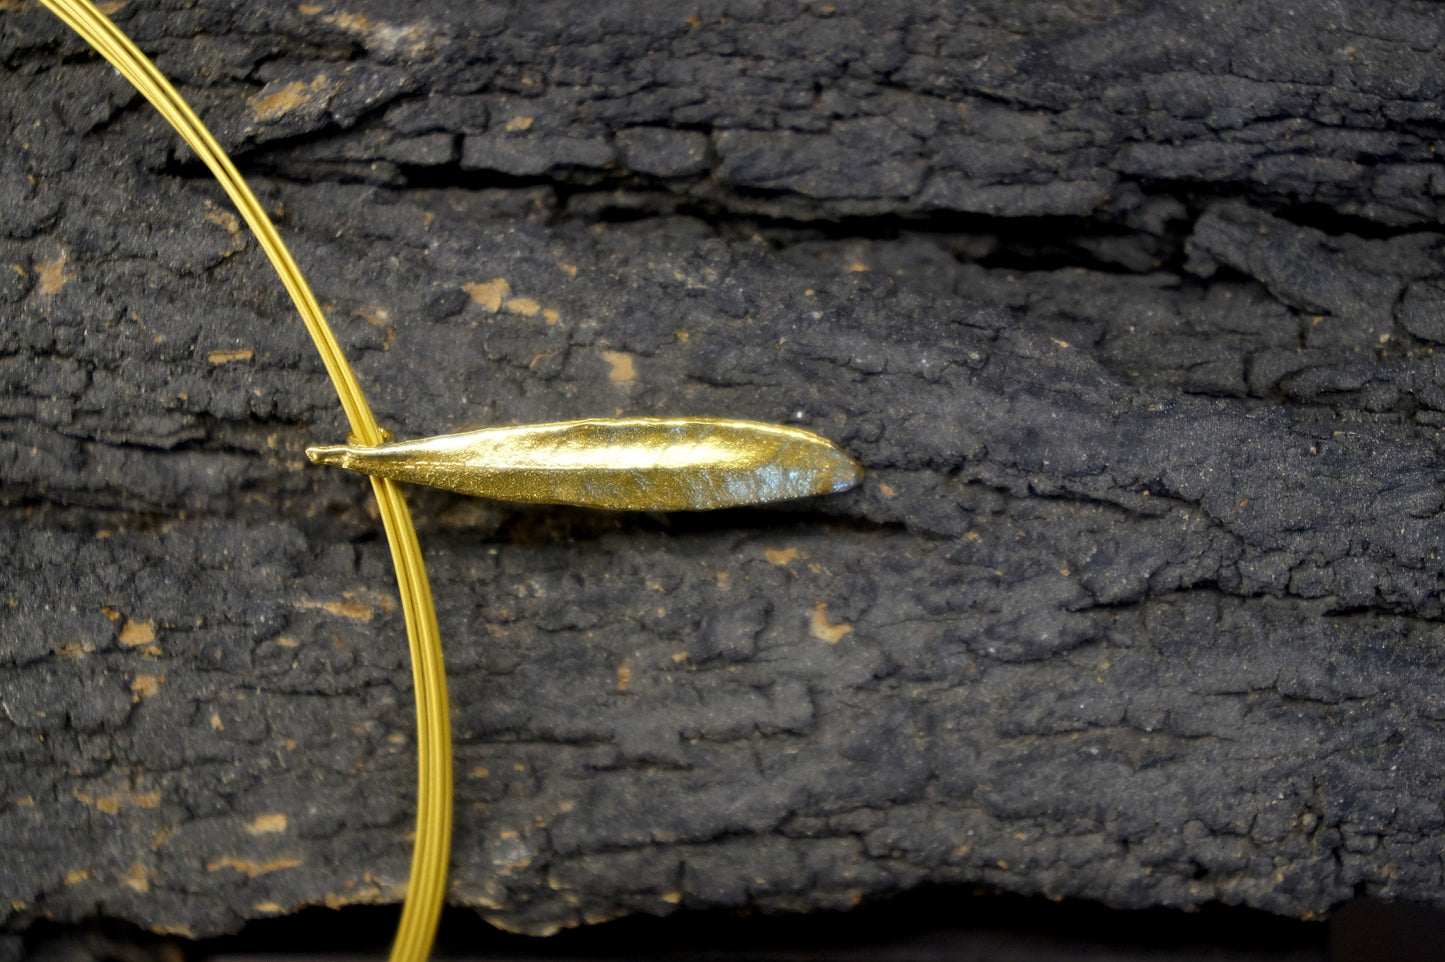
2, 0, 1445, 945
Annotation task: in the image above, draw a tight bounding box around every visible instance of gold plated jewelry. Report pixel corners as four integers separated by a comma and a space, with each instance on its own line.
308, 417, 861, 511
29, 2, 860, 960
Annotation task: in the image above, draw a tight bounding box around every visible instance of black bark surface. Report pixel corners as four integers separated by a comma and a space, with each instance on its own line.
2, 0, 1445, 942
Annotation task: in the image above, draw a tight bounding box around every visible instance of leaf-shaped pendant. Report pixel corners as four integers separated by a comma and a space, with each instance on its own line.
307, 417, 862, 511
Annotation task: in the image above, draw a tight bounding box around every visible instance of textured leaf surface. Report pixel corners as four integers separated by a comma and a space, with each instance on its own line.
307, 418, 861, 510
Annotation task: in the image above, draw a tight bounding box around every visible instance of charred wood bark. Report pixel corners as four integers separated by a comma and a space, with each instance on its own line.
1, 0, 1443, 940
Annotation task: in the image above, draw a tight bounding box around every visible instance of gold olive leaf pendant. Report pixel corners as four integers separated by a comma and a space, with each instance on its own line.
308, 416, 862, 511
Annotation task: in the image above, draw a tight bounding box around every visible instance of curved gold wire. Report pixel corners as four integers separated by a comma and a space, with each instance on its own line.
33, 3, 452, 960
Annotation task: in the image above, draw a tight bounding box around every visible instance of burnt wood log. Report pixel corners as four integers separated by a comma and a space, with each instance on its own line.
2, 0, 1445, 945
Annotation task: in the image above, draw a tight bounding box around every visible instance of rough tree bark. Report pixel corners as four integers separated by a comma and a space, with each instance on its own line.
2, 0, 1444, 947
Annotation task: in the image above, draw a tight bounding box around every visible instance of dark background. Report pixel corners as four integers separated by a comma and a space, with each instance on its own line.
21, 894, 1445, 960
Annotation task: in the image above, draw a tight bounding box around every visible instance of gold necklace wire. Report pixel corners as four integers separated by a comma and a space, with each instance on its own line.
33, 2, 452, 959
